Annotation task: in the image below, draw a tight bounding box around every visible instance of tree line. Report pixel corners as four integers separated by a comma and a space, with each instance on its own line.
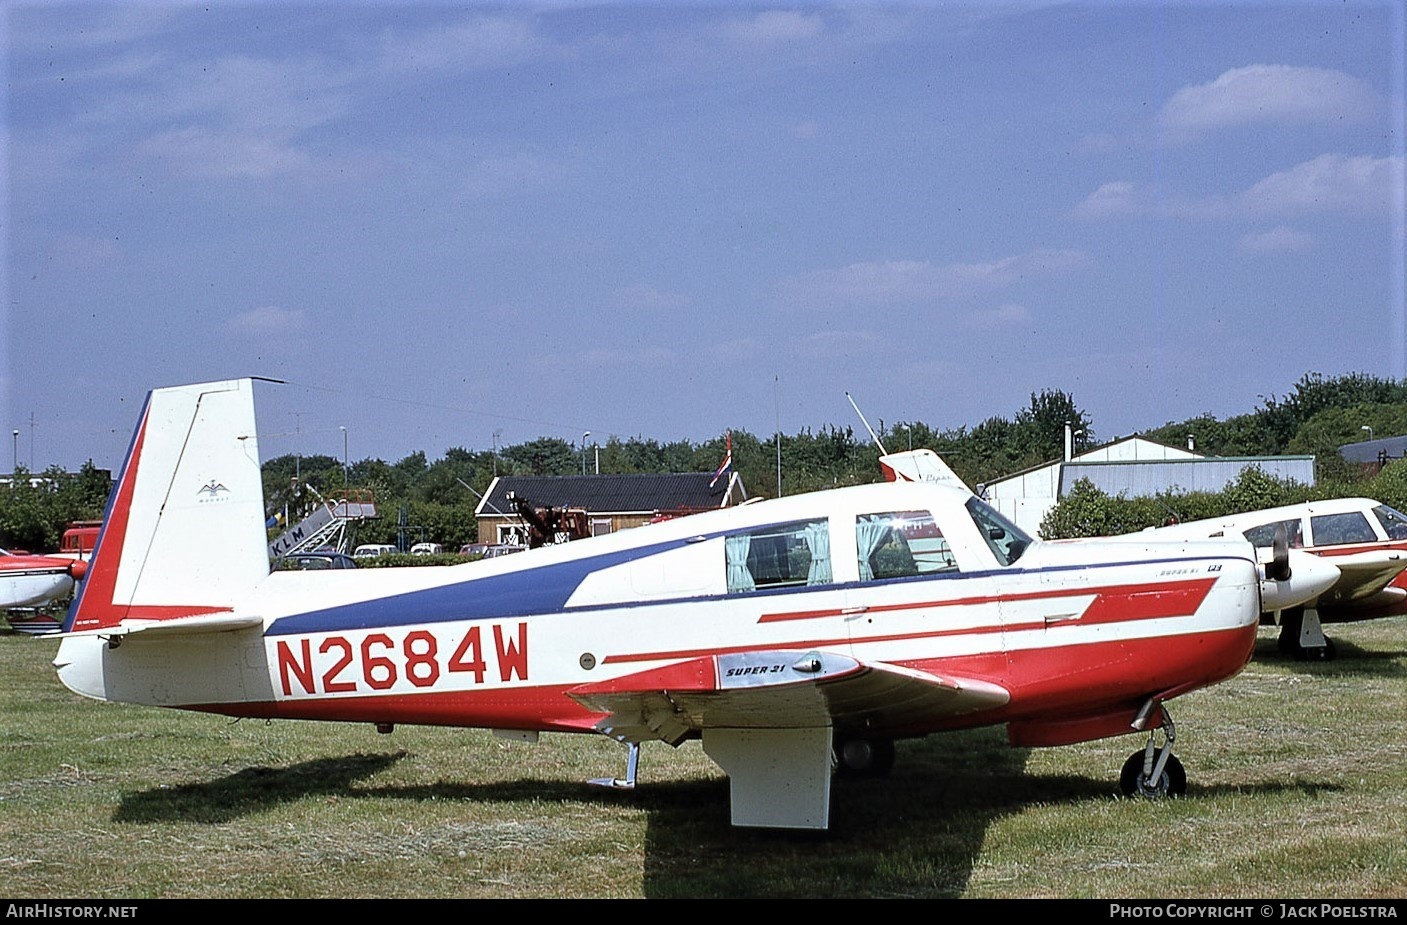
4, 371, 1406, 553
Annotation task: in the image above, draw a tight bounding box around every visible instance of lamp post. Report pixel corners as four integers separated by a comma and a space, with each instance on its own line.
1362, 425, 1374, 442
581, 432, 591, 476
903, 423, 912, 451
340, 426, 348, 484
11, 430, 18, 471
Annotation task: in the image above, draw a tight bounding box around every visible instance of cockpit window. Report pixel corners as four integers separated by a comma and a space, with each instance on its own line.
965, 497, 1032, 566
1243, 519, 1303, 549
856, 511, 958, 580
1372, 504, 1407, 541
1309, 511, 1377, 547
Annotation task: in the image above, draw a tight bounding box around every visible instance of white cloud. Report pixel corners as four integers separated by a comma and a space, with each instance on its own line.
721, 11, 825, 45
1075, 154, 1402, 221
967, 303, 1032, 329
798, 329, 879, 358
228, 306, 308, 337
137, 127, 313, 179
1072, 181, 1138, 218
1239, 154, 1401, 216
1159, 64, 1378, 135
377, 15, 560, 74
1238, 227, 1313, 254
775, 249, 1088, 309
704, 338, 762, 362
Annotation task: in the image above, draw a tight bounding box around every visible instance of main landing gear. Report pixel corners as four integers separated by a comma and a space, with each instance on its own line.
1119, 709, 1187, 798
588, 741, 640, 789
1276, 607, 1337, 662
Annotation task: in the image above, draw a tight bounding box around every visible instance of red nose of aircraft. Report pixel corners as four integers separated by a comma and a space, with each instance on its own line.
69, 559, 88, 581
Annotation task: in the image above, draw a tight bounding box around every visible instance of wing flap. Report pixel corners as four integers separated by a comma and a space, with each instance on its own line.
568, 649, 1010, 745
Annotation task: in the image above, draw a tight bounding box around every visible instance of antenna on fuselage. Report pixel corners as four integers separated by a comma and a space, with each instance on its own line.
845, 391, 888, 454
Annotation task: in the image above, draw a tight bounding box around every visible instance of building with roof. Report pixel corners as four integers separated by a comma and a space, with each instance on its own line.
984, 436, 1316, 537
1339, 435, 1407, 467
474, 470, 747, 545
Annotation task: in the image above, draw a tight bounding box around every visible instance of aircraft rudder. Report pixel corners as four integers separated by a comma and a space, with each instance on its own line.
64, 379, 268, 632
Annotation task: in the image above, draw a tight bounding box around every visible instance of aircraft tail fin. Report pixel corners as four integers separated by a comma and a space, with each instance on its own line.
878, 449, 973, 494
64, 379, 270, 633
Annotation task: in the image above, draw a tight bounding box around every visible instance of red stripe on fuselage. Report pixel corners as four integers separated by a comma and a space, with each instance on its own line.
600, 577, 1218, 666
758, 577, 1216, 626
176, 623, 1256, 742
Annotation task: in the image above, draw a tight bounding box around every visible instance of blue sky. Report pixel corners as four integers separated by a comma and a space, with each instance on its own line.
3, 2, 1404, 475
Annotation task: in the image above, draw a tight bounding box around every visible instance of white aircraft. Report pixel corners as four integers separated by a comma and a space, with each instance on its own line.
52, 379, 1306, 830
1134, 497, 1407, 661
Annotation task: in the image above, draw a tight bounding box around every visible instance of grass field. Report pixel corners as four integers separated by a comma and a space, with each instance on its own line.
2, 618, 1405, 899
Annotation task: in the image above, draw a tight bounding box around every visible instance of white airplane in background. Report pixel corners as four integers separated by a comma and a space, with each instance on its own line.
0, 547, 87, 610
1134, 498, 1407, 661
51, 380, 1317, 830
879, 449, 1342, 633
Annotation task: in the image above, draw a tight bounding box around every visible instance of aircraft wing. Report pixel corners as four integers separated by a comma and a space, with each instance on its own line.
567, 650, 1010, 746
1317, 550, 1407, 607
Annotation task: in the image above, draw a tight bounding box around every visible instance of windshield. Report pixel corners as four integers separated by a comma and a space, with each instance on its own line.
1372, 504, 1407, 541
965, 497, 1032, 565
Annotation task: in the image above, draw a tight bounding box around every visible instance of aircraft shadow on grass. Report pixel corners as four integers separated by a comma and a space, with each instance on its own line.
1252, 635, 1407, 679
109, 721, 1352, 898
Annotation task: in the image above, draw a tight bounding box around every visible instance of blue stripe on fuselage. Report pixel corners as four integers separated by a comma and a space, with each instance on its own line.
265, 535, 706, 636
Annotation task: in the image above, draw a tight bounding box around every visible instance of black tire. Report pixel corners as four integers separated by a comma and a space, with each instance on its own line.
834, 736, 895, 778
1277, 609, 1304, 655
1296, 637, 1337, 662
1119, 750, 1187, 798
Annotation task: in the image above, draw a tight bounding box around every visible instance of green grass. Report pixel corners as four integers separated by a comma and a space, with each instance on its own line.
2, 619, 1405, 898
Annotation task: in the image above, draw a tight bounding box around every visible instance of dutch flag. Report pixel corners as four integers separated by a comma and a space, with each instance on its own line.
709, 431, 732, 489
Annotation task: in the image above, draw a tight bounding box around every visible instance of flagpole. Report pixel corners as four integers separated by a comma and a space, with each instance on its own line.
774, 375, 782, 497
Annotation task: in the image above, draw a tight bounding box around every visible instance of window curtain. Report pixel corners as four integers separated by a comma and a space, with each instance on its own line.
726, 534, 754, 592
805, 521, 832, 585
855, 517, 891, 581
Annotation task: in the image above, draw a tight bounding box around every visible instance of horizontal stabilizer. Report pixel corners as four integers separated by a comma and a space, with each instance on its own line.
878, 449, 972, 492
54, 612, 265, 641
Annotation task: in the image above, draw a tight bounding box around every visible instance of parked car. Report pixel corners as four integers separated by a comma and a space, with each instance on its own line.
352, 544, 397, 559
459, 543, 524, 560
274, 552, 358, 570
410, 542, 444, 556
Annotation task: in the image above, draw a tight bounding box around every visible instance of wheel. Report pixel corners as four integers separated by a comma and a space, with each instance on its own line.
1296, 637, 1337, 661
1119, 750, 1186, 797
834, 736, 895, 778
1277, 609, 1304, 655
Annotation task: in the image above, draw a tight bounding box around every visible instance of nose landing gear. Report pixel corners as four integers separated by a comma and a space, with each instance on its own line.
1119, 711, 1186, 797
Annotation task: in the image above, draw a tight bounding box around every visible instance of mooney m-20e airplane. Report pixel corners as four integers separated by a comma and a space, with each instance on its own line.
1134, 498, 1407, 661
50, 379, 1330, 830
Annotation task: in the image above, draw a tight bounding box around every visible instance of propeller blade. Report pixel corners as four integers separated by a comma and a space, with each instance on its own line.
1265, 522, 1292, 582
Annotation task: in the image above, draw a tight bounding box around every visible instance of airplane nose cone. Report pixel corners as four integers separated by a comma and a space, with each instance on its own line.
69, 559, 88, 581
1260, 549, 1340, 612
